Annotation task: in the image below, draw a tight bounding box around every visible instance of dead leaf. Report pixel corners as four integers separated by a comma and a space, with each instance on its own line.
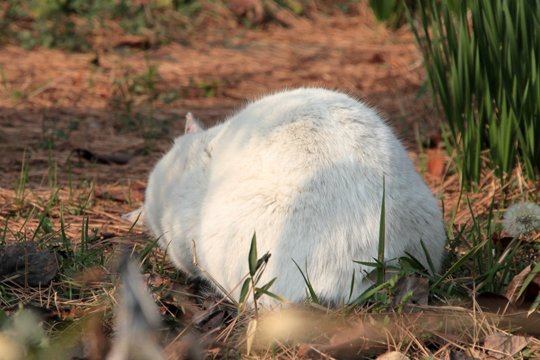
484, 333, 529, 359
206, 347, 221, 357
322, 319, 388, 358
427, 130, 442, 148
228, 0, 264, 24
145, 273, 169, 288
505, 264, 532, 304
391, 275, 429, 310
448, 350, 474, 360
377, 351, 409, 360
95, 187, 128, 202
524, 271, 540, 303
426, 149, 445, 179
112, 35, 151, 49
491, 232, 514, 248
297, 344, 315, 359
164, 333, 204, 360
95, 184, 144, 203
297, 344, 333, 359
466, 347, 483, 359
369, 53, 384, 64
163, 295, 200, 321
72, 266, 105, 285
476, 292, 516, 314
73, 148, 135, 165
193, 308, 227, 333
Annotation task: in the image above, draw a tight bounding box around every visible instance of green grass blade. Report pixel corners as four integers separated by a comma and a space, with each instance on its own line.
377, 176, 386, 284
292, 258, 319, 304
248, 232, 258, 276
239, 278, 251, 304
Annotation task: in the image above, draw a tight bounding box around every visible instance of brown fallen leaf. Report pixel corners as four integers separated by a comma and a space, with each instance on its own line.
297, 343, 334, 359
490, 232, 514, 249
476, 292, 516, 314
95, 187, 129, 202
524, 271, 540, 303
369, 53, 384, 64
164, 332, 204, 360
160, 290, 201, 322
319, 338, 388, 359
448, 349, 475, 360
73, 148, 135, 165
112, 35, 151, 49
505, 264, 532, 304
228, 0, 264, 24
194, 309, 226, 333
426, 149, 445, 179
427, 129, 443, 149
321, 318, 389, 359
145, 273, 170, 288
483, 333, 529, 359
95, 184, 145, 204
391, 275, 429, 310
71, 266, 106, 286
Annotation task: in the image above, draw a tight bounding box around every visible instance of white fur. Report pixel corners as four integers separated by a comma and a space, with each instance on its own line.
142, 88, 446, 306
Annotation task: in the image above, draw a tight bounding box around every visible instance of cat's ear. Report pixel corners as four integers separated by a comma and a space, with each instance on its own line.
121, 207, 145, 226
185, 112, 204, 134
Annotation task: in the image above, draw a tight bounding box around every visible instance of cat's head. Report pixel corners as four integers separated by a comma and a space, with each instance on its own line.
121, 112, 206, 227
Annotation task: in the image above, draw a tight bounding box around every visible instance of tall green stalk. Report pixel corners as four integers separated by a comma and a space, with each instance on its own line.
409, 0, 540, 186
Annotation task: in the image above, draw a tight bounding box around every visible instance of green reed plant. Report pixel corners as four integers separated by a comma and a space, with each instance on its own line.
408, 0, 540, 186
239, 233, 284, 315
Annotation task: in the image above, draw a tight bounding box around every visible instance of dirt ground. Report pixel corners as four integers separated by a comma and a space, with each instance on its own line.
0, 6, 438, 190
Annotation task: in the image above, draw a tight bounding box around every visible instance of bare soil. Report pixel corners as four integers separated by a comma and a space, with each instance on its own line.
0, 6, 437, 191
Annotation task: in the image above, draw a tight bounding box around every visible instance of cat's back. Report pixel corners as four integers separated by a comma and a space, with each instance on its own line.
224, 87, 385, 135
212, 88, 403, 171
203, 87, 417, 232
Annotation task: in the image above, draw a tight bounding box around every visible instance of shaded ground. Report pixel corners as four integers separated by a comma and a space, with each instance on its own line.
0, 6, 436, 189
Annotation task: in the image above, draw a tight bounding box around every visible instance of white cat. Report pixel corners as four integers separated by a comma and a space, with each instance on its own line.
131, 88, 446, 307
